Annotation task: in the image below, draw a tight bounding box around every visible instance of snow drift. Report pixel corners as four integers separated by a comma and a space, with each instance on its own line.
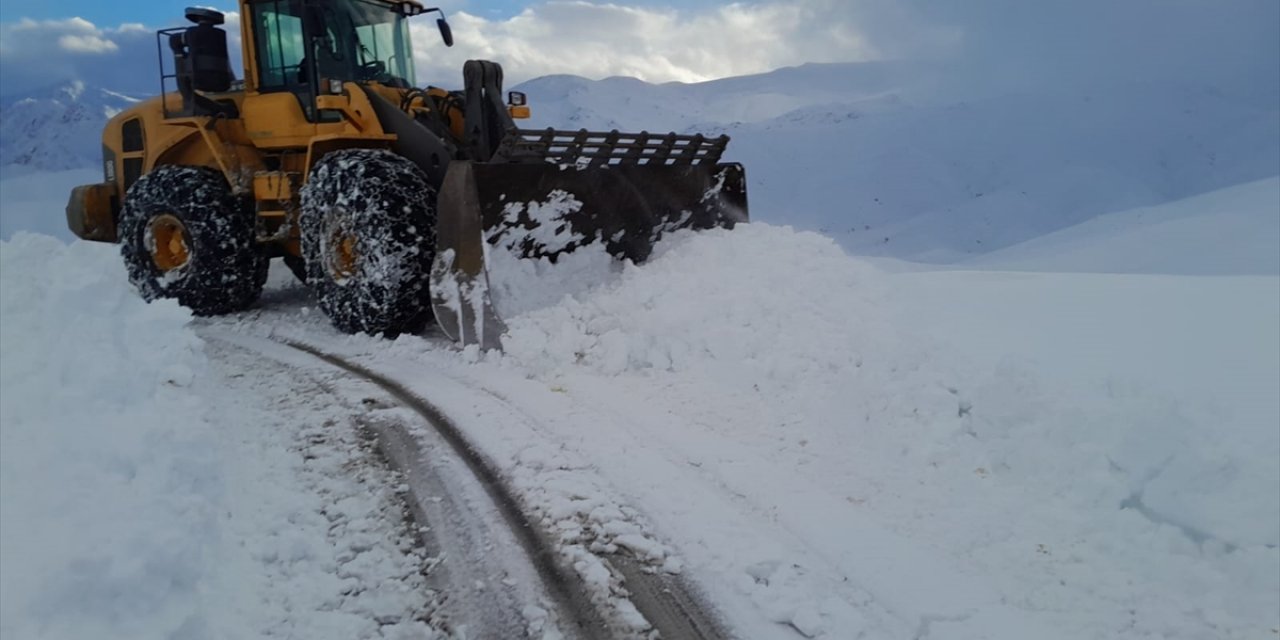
0, 234, 218, 640
475, 222, 1280, 638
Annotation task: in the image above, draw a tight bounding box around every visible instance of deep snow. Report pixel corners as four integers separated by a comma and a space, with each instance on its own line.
0, 235, 444, 639
0, 16, 1276, 636
474, 222, 1280, 638
2, 204, 1278, 636
164, 179, 1278, 638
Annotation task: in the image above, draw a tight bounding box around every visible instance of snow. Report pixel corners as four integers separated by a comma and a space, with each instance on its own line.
517, 63, 1279, 262
0, 166, 99, 241
473, 223, 1278, 638
964, 176, 1280, 275
209, 209, 1278, 638
3, 219, 1277, 637
0, 235, 444, 639
0, 234, 216, 639
491, 189, 587, 256
1, 12, 1277, 637
0, 83, 142, 172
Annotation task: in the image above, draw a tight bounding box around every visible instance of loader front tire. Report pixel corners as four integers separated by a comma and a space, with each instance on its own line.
119, 165, 266, 315
300, 149, 437, 336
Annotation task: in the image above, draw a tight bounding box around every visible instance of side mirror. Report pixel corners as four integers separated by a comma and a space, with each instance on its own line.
437, 18, 453, 47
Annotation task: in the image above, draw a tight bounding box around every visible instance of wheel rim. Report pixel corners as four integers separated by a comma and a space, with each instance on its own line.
327, 229, 359, 281
147, 214, 191, 272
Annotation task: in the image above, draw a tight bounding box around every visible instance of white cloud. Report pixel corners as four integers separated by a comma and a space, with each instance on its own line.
0, 0, 1272, 104
2, 17, 117, 55
56, 34, 119, 54
0, 1, 935, 95
409, 0, 901, 87
0, 11, 242, 96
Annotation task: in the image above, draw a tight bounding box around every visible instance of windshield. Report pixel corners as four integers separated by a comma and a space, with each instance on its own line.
315, 0, 416, 87
252, 0, 416, 90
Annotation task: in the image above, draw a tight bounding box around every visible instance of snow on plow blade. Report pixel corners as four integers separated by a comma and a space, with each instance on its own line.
430, 128, 748, 350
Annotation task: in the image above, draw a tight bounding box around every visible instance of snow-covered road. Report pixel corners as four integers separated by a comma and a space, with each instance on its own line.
3, 199, 1277, 638
198, 339, 443, 639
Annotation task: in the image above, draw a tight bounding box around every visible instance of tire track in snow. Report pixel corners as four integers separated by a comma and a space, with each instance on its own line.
211, 330, 728, 639
281, 338, 732, 640
282, 339, 615, 640
207, 332, 592, 638
427, 373, 734, 640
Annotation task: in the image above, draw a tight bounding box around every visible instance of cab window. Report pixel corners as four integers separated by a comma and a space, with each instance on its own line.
253, 0, 307, 90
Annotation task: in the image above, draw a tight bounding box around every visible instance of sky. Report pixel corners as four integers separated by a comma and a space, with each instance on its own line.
0, 0, 916, 96
0, 1, 1276, 99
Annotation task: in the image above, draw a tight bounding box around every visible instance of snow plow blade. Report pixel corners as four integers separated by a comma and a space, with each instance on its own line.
430, 128, 748, 350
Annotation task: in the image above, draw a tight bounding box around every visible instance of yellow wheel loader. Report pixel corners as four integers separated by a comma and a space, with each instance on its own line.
65, 2, 747, 349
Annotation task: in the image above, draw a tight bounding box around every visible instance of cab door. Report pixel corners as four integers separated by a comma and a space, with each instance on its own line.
241, 0, 318, 147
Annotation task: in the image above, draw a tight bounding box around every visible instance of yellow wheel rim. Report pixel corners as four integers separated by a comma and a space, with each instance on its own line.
148, 214, 190, 272
329, 230, 359, 280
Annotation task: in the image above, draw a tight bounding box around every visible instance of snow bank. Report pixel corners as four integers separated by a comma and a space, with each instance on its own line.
0, 233, 219, 640
491, 222, 1279, 638
502, 223, 894, 385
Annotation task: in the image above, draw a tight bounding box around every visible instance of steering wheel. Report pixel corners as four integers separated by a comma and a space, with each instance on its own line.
359, 60, 386, 80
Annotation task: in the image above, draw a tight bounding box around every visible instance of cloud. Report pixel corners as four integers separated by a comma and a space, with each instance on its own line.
0, 0, 1273, 103
410, 0, 900, 86
56, 33, 119, 53
0, 12, 241, 97
0, 1, 893, 95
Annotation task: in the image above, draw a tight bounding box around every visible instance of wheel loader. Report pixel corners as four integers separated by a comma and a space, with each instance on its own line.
65, 1, 747, 350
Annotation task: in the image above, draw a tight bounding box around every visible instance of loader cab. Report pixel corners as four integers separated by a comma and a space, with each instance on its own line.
247, 0, 446, 118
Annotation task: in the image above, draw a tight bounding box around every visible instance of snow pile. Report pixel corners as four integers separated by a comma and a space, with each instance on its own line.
489, 222, 1279, 638
502, 223, 893, 383
0, 233, 219, 640
487, 240, 620, 319
0, 236, 444, 639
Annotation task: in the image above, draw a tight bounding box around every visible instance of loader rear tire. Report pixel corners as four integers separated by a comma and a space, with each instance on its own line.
119, 165, 266, 315
300, 149, 437, 336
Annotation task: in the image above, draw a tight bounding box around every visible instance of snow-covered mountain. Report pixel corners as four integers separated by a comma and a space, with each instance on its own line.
515, 62, 1280, 261
0, 81, 141, 174
1, 63, 1275, 264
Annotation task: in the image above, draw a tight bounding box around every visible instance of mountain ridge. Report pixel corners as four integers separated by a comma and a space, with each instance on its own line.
2, 64, 1275, 262
0, 80, 142, 173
